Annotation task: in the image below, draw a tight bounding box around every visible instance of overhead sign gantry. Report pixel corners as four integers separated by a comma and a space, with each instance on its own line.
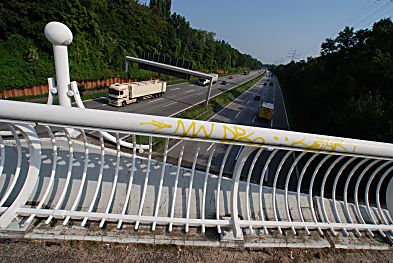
124, 55, 215, 107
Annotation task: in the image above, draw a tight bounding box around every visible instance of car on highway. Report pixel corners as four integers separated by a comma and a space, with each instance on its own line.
228, 76, 234, 79
221, 80, 227, 85
263, 83, 267, 86
269, 82, 273, 86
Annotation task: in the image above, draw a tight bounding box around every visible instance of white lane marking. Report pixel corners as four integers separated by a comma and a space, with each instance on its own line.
147, 98, 163, 103
163, 102, 177, 108
235, 112, 240, 119
168, 140, 182, 153
252, 115, 257, 123
185, 90, 195, 93
172, 87, 180, 91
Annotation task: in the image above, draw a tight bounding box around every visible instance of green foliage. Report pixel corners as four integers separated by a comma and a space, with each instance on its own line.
274, 19, 393, 143
0, 0, 262, 90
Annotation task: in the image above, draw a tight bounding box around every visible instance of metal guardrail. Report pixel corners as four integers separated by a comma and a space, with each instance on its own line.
0, 100, 392, 239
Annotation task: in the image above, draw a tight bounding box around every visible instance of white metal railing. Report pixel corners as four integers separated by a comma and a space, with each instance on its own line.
0, 100, 392, 240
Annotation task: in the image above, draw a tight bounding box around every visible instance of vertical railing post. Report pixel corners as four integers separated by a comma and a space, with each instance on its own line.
231, 147, 254, 239
44, 22, 73, 107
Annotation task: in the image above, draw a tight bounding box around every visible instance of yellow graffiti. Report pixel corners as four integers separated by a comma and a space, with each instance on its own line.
140, 120, 172, 130
291, 136, 351, 152
175, 120, 215, 138
223, 125, 266, 143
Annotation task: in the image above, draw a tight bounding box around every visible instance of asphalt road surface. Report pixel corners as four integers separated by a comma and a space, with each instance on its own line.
83, 71, 261, 116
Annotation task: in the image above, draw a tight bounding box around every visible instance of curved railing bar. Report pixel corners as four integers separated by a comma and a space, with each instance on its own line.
186, 143, 201, 232
365, 161, 392, 236
353, 159, 380, 237
245, 148, 264, 234
308, 154, 331, 236
216, 145, 233, 234
259, 149, 279, 235
376, 165, 393, 225
26, 126, 58, 224
343, 158, 369, 236
272, 150, 293, 234
46, 128, 73, 224
296, 153, 319, 235
0, 125, 22, 207
64, 129, 89, 225
152, 138, 169, 231
135, 136, 153, 230
0, 124, 41, 228
201, 143, 216, 233
118, 134, 137, 228
81, 133, 105, 227
332, 157, 357, 236
285, 151, 306, 235
168, 140, 185, 232
100, 133, 121, 228
320, 155, 345, 236
231, 146, 256, 238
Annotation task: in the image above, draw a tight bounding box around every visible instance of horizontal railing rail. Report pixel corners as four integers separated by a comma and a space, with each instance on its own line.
1, 100, 393, 158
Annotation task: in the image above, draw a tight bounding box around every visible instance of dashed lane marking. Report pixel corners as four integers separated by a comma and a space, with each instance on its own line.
163, 102, 177, 108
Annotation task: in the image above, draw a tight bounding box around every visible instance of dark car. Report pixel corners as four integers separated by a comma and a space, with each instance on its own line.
221, 80, 227, 85
269, 83, 273, 86
263, 83, 267, 86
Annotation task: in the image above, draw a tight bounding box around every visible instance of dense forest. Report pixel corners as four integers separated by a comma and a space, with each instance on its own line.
274, 19, 393, 143
0, 0, 262, 90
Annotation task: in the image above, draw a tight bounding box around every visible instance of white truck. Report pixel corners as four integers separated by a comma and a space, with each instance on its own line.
198, 73, 218, 86
108, 80, 167, 107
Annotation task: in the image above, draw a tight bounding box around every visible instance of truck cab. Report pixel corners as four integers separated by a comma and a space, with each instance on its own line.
108, 80, 166, 107
108, 83, 132, 107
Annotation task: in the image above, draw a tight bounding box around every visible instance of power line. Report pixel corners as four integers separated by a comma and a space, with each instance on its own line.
287, 50, 300, 61
299, 0, 388, 58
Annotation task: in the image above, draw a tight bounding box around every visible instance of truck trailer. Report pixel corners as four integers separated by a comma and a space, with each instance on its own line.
108, 80, 167, 107
198, 73, 218, 86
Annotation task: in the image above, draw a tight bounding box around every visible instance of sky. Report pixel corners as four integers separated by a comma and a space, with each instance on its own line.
140, 0, 393, 64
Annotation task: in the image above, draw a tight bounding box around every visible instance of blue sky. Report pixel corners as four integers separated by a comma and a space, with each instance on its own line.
140, 0, 393, 64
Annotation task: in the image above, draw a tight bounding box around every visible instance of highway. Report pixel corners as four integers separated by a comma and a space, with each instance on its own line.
83, 70, 292, 186
83, 71, 261, 116
166, 72, 292, 185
